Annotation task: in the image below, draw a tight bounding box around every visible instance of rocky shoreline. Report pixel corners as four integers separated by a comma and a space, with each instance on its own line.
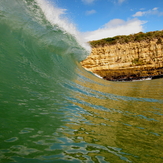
95, 67, 163, 81
81, 31, 163, 82
103, 74, 163, 82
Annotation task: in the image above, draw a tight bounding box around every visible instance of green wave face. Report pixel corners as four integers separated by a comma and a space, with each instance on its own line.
0, 0, 163, 163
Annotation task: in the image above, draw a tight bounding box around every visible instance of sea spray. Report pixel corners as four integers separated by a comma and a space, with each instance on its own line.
35, 0, 91, 53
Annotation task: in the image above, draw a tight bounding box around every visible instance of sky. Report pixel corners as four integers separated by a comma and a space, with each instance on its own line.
50, 0, 163, 41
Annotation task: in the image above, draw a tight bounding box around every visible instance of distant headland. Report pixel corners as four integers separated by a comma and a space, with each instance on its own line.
81, 30, 163, 81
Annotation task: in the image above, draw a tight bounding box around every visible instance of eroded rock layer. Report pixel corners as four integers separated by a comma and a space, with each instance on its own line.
81, 38, 163, 80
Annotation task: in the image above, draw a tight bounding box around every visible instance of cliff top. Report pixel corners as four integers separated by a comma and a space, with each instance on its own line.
89, 30, 163, 48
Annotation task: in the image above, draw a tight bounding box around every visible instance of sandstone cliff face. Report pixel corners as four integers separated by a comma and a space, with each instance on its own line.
81, 38, 163, 80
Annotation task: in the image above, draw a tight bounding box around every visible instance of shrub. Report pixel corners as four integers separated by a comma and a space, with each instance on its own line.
132, 58, 144, 66
157, 38, 162, 44
89, 30, 163, 48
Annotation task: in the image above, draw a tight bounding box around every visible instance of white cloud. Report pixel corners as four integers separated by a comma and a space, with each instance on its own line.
140, 8, 145, 11
82, 0, 95, 4
112, 0, 126, 5
83, 18, 146, 41
118, 0, 126, 4
153, 7, 158, 11
133, 11, 145, 17
86, 9, 96, 15
104, 19, 125, 27
133, 7, 162, 17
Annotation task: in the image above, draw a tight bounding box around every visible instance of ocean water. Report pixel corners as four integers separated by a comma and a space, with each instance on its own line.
0, 0, 163, 162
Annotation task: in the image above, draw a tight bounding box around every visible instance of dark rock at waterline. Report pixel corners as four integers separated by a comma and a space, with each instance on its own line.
97, 67, 163, 81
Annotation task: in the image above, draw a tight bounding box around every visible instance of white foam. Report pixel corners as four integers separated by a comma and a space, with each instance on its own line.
132, 77, 152, 82
94, 73, 103, 79
35, 0, 91, 52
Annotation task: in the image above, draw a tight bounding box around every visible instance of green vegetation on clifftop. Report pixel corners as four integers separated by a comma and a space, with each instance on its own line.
89, 30, 163, 47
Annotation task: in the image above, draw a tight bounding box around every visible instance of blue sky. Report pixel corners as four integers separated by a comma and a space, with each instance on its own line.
50, 0, 163, 41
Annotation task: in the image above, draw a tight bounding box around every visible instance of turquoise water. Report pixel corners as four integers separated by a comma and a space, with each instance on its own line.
0, 0, 163, 162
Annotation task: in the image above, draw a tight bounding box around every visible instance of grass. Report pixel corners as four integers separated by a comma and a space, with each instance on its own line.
132, 58, 145, 66
89, 30, 163, 47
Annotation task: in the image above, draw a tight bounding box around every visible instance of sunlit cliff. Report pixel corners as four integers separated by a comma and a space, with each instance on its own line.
81, 31, 163, 80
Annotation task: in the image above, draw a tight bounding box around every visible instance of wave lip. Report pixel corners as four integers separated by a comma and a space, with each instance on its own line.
0, 0, 90, 61
35, 0, 91, 52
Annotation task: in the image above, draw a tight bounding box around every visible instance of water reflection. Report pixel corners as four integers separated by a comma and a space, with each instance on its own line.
63, 73, 163, 162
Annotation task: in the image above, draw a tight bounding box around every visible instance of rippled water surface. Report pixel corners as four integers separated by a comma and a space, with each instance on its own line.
0, 0, 163, 162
